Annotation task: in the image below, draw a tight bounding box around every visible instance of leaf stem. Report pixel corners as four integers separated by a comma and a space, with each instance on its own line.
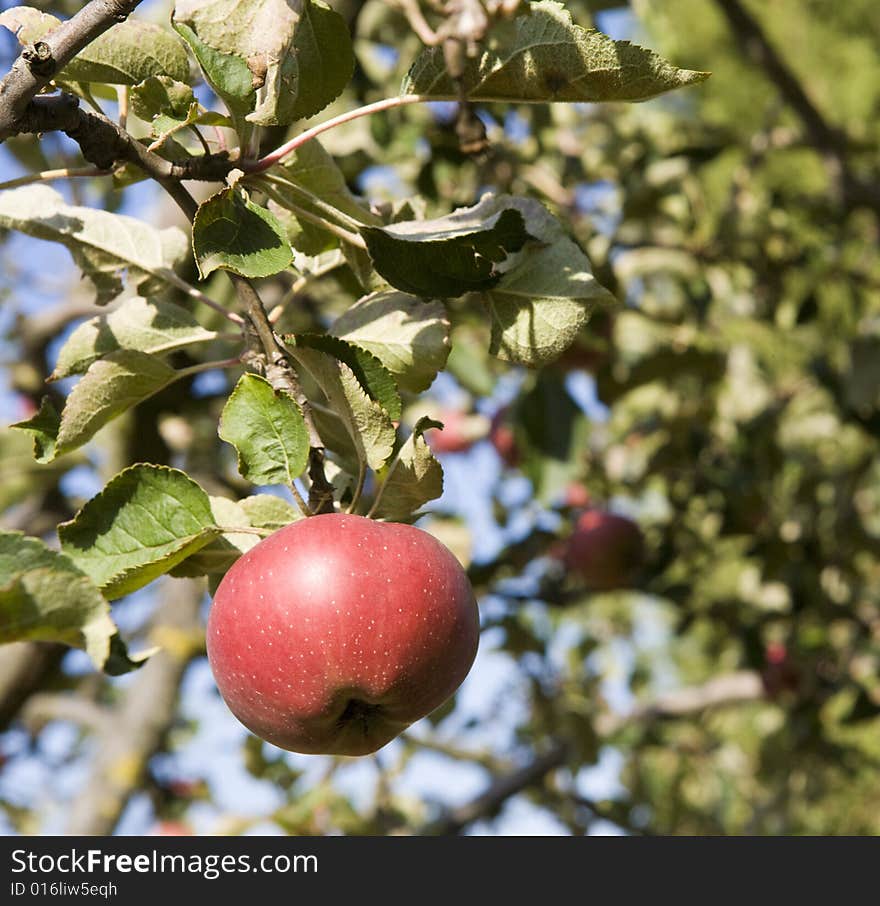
176, 357, 243, 379
289, 481, 312, 518
258, 173, 368, 233
246, 95, 431, 174
258, 182, 367, 250
268, 253, 346, 324
158, 269, 246, 326
347, 462, 367, 515
0, 166, 111, 191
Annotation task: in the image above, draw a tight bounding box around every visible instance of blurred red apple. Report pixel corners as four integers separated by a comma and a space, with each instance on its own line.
426, 409, 482, 454
489, 408, 520, 467
563, 510, 644, 590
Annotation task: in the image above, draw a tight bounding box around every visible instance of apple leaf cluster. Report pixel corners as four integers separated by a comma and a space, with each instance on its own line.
0, 0, 704, 673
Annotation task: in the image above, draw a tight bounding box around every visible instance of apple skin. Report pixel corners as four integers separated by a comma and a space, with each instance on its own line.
207, 514, 479, 756
563, 510, 644, 591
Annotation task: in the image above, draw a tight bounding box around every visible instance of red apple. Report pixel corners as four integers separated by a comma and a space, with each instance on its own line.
426, 409, 480, 454
563, 482, 592, 509
489, 408, 520, 467
563, 510, 644, 590
207, 514, 480, 756
151, 821, 193, 836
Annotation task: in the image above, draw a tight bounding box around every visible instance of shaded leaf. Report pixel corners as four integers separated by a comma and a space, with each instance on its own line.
52, 297, 218, 380
287, 345, 396, 471
0, 8, 190, 85
0, 185, 189, 305
0, 532, 145, 673
12, 397, 60, 465
192, 186, 293, 279
172, 0, 353, 128
485, 196, 616, 365
372, 417, 444, 522
361, 195, 529, 297
286, 333, 402, 421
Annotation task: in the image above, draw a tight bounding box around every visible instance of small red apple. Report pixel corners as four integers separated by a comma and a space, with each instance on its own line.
151, 820, 193, 836
563, 510, 644, 590
207, 514, 480, 756
563, 482, 591, 509
489, 408, 520, 467
425, 409, 478, 454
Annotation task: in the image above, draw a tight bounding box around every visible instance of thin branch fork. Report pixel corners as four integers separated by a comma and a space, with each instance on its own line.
0, 0, 144, 141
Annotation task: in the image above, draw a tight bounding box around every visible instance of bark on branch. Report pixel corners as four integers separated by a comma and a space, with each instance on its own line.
0, 0, 143, 141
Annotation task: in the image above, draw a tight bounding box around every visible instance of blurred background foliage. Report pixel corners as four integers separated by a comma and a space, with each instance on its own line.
1, 0, 879, 835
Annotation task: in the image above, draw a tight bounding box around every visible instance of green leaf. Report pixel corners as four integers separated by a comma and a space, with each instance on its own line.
130, 75, 196, 122
52, 297, 218, 380
329, 290, 451, 393
360, 195, 529, 297
0, 8, 191, 85
261, 137, 379, 254
373, 417, 444, 522
0, 427, 70, 511
172, 0, 353, 128
58, 465, 220, 599
287, 346, 396, 472
401, 1, 709, 103
192, 186, 294, 279
170, 496, 260, 577
34, 351, 181, 462
0, 532, 145, 673
239, 494, 301, 530
218, 374, 310, 485
286, 334, 402, 421
484, 196, 617, 365
517, 370, 590, 502
170, 493, 301, 577
171, 20, 254, 128
0, 185, 190, 305
12, 397, 60, 465
275, 0, 354, 124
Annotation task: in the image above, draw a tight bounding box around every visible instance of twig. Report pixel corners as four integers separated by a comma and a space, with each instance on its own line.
258, 181, 368, 249
0, 165, 110, 191
267, 253, 346, 324
420, 743, 569, 835
116, 85, 128, 130
247, 95, 430, 173
419, 670, 767, 835
596, 670, 764, 736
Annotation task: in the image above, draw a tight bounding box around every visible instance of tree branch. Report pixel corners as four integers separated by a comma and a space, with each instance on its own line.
421, 743, 569, 835
0, 642, 66, 731
714, 0, 880, 214
0, 0, 144, 141
7, 95, 232, 181
64, 579, 203, 836
596, 670, 764, 735
420, 670, 766, 835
